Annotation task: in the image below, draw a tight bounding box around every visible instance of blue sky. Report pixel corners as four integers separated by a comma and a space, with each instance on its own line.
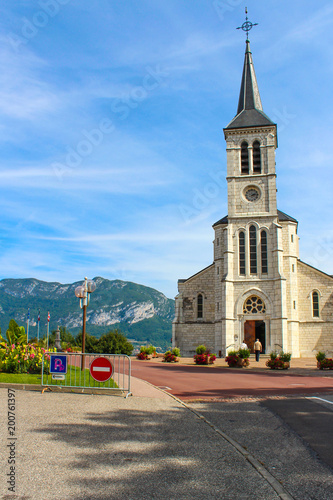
0, 0, 333, 299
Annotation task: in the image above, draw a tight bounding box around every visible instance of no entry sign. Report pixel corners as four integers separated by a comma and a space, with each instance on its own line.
89, 357, 113, 382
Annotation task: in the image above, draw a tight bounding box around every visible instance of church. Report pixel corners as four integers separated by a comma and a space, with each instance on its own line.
172, 37, 333, 358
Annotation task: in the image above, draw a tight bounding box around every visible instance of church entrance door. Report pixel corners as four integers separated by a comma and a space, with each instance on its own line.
244, 320, 266, 354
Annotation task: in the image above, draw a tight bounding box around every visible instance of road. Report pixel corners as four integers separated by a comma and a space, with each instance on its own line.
131, 360, 333, 400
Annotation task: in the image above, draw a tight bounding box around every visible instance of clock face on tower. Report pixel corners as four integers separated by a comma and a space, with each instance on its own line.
244, 186, 260, 202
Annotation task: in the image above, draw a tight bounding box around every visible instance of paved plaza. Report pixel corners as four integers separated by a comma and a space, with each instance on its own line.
1, 365, 333, 499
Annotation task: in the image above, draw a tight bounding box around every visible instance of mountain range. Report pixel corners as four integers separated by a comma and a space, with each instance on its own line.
0, 277, 175, 350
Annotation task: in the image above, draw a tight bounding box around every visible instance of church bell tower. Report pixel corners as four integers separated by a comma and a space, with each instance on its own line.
213, 16, 289, 356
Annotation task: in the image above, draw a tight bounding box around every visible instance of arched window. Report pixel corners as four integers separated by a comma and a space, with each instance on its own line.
312, 291, 319, 318
249, 225, 257, 274
261, 230, 268, 274
241, 142, 249, 174
239, 231, 246, 275
252, 141, 261, 173
197, 294, 203, 319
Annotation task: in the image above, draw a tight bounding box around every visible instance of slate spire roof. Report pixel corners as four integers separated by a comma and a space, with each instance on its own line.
225, 40, 275, 130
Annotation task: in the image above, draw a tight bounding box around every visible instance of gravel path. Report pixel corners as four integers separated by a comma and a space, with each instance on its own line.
0, 388, 280, 500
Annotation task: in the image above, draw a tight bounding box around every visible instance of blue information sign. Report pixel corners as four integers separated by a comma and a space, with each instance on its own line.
50, 354, 68, 374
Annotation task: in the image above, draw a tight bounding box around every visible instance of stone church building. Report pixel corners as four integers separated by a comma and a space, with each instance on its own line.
173, 39, 333, 358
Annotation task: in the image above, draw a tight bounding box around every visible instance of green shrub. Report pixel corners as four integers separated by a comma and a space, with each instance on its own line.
97, 330, 133, 355
140, 345, 155, 356
269, 351, 278, 360
279, 351, 291, 362
316, 351, 326, 362
76, 330, 133, 355
238, 348, 250, 359
163, 350, 178, 362
227, 349, 239, 357
172, 347, 180, 357
196, 345, 206, 355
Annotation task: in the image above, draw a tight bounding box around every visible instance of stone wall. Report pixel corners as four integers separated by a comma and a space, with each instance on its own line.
174, 264, 216, 356
174, 323, 215, 357
297, 261, 333, 356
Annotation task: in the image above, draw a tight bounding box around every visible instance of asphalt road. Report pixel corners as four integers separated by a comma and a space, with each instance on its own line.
131, 360, 333, 400
262, 395, 333, 469
133, 361, 333, 478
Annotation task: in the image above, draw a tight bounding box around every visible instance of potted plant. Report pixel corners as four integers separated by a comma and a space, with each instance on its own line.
225, 349, 249, 368
237, 348, 250, 367
163, 348, 180, 363
266, 351, 291, 369
279, 351, 292, 369
225, 349, 239, 367
194, 345, 216, 365
316, 351, 326, 368
318, 358, 333, 370
136, 345, 155, 360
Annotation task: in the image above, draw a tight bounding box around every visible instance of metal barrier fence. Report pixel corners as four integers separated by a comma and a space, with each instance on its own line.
41, 352, 132, 397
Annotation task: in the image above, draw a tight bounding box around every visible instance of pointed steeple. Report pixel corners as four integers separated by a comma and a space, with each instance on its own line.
225, 40, 275, 130
237, 40, 263, 114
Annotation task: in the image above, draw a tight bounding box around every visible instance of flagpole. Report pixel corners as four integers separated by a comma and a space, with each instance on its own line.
46, 311, 50, 349
37, 309, 40, 343
27, 308, 30, 343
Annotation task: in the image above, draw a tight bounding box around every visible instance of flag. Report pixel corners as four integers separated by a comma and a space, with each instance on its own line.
47, 311, 50, 322
38, 309, 40, 323
27, 308, 30, 320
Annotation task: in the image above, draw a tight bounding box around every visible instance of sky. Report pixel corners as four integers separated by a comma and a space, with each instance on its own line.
0, 0, 333, 299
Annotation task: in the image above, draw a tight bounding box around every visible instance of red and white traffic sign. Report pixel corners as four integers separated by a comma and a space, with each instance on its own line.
89, 357, 113, 382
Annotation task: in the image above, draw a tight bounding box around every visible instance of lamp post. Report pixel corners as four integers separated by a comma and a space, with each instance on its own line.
75, 277, 96, 370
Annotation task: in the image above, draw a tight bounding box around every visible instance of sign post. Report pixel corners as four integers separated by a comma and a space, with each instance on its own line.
50, 354, 68, 381
89, 357, 113, 383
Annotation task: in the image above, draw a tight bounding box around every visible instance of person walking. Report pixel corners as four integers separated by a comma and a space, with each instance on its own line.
254, 338, 262, 362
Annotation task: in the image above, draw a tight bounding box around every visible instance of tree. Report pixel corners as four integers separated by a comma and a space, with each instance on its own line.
75, 331, 99, 352
59, 326, 76, 344
96, 329, 133, 355
6, 319, 26, 345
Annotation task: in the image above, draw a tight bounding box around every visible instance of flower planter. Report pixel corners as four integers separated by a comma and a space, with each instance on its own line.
136, 353, 150, 360
194, 353, 216, 365
318, 358, 333, 370
163, 355, 178, 363
237, 358, 249, 368
266, 359, 290, 369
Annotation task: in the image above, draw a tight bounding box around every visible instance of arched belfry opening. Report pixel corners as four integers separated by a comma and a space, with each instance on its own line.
241, 141, 249, 174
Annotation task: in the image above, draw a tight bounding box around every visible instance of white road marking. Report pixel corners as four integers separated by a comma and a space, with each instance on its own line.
93, 367, 110, 372
307, 396, 333, 405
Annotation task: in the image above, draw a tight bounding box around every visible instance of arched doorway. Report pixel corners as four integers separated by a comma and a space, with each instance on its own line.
244, 320, 266, 353
243, 296, 266, 353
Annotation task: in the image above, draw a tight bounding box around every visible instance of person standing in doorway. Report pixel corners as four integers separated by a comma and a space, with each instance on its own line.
254, 339, 262, 362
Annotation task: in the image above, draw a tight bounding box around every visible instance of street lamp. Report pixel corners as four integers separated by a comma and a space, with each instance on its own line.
75, 277, 96, 369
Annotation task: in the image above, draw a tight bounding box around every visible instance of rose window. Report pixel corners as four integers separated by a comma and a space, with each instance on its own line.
243, 296, 266, 314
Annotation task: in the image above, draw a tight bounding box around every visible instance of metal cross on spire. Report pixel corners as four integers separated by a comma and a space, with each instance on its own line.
236, 7, 258, 41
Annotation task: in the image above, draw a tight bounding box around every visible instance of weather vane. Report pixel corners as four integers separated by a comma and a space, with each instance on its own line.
236, 7, 258, 41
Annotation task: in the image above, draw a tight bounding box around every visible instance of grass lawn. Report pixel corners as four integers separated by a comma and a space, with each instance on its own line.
1, 364, 118, 388
0, 372, 42, 384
